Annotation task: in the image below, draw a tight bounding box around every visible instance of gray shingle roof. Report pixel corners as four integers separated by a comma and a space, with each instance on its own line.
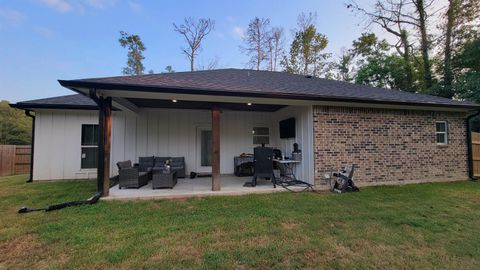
58, 69, 479, 109
12, 94, 97, 110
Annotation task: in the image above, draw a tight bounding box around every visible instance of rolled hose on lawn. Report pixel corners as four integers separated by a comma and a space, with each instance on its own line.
17, 192, 102, 214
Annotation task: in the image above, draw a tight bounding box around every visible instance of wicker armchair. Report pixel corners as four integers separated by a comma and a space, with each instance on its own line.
117, 160, 149, 189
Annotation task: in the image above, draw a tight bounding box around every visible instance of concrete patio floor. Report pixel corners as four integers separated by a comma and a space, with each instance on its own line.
105, 174, 297, 200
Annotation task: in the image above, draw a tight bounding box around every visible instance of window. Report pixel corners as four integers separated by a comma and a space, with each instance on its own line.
81, 124, 99, 169
435, 121, 448, 145
252, 127, 269, 145
200, 129, 212, 166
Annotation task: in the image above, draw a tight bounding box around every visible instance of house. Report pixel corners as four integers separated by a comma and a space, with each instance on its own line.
12, 69, 480, 197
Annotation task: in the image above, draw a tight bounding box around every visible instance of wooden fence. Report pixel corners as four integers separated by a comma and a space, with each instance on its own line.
0, 145, 31, 177
472, 132, 480, 177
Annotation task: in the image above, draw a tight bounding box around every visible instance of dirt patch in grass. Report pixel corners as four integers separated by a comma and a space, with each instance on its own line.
281, 222, 299, 230
0, 234, 66, 270
242, 235, 272, 247
0, 235, 43, 262
149, 241, 202, 265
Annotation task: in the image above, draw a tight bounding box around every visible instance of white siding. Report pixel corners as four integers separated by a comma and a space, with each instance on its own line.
109, 109, 274, 175
33, 110, 98, 180
271, 106, 314, 183
33, 106, 313, 183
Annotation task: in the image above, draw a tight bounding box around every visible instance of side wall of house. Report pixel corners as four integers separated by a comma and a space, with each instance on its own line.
33, 109, 99, 180
313, 106, 469, 186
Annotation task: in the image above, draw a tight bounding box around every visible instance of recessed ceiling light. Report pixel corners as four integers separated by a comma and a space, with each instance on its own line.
172, 99, 177, 103
247, 103, 252, 106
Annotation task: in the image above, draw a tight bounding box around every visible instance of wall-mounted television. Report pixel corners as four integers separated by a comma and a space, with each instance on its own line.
279, 118, 295, 139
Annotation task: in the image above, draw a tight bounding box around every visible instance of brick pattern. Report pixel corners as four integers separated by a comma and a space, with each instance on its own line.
313, 106, 468, 186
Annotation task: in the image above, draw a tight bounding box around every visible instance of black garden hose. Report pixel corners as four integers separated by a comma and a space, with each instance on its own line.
18, 192, 101, 214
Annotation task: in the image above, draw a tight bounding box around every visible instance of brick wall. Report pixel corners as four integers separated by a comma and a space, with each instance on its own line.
313, 106, 468, 186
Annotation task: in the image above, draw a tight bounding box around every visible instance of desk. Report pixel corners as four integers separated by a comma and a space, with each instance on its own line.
272, 159, 313, 192
273, 159, 300, 181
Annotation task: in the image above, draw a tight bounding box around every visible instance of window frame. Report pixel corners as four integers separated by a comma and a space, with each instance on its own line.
81, 124, 99, 169
435, 121, 448, 145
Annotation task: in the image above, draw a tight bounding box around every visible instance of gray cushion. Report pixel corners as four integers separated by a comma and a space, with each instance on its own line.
139, 156, 154, 167
170, 157, 185, 166
117, 160, 132, 170
154, 157, 171, 167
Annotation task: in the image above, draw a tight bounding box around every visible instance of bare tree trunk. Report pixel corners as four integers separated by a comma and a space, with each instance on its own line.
415, 0, 433, 88
443, 0, 455, 88
190, 48, 195, 71
400, 31, 414, 90
256, 24, 261, 70
269, 47, 274, 71
273, 48, 278, 71
303, 46, 309, 75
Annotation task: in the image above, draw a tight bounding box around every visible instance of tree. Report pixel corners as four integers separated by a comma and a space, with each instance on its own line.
453, 37, 480, 102
443, 0, 457, 90
335, 48, 355, 82
196, 57, 220, 71
342, 32, 414, 90
266, 27, 284, 71
0, 101, 32, 145
441, 0, 479, 91
350, 33, 407, 88
347, 0, 417, 91
347, 0, 439, 91
241, 17, 271, 70
173, 17, 215, 72
351, 33, 390, 61
164, 65, 175, 73
282, 14, 330, 77
355, 54, 409, 89
412, 0, 434, 88
118, 31, 146, 76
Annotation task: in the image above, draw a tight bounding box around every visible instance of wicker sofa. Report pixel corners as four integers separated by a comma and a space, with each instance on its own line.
137, 156, 154, 179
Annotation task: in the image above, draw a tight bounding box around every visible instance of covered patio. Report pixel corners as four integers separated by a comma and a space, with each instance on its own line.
106, 175, 301, 200
58, 70, 315, 198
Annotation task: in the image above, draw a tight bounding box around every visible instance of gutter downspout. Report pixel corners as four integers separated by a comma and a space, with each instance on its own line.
25, 110, 35, 183
466, 110, 480, 180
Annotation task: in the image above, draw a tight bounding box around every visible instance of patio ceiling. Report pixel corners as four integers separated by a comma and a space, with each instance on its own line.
127, 98, 286, 112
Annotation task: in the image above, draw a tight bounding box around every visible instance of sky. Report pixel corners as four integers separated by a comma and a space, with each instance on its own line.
0, 0, 383, 103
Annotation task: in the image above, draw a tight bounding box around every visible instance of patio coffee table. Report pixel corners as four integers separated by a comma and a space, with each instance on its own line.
152, 169, 177, 189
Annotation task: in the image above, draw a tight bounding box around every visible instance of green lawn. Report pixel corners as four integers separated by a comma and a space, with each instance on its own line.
1, 175, 480, 269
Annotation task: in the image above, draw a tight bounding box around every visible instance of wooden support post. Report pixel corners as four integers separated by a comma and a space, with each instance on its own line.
212, 108, 221, 191
103, 97, 112, 196
97, 96, 112, 197
97, 98, 105, 194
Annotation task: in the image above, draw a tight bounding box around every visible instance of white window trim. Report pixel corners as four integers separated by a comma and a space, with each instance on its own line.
81, 124, 99, 169
435, 121, 448, 145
